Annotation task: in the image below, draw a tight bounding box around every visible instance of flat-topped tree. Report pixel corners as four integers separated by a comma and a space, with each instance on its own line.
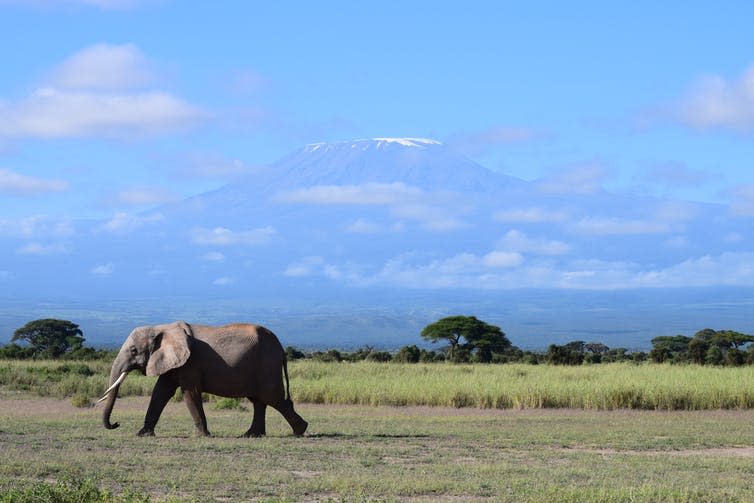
421, 315, 512, 362
12, 319, 84, 358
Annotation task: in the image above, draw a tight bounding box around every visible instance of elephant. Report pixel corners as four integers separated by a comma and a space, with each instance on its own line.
98, 321, 308, 437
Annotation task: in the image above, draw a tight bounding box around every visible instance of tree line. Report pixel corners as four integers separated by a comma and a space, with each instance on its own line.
2, 317, 753, 367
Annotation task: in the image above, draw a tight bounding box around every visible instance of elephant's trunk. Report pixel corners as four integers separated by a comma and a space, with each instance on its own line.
101, 352, 130, 430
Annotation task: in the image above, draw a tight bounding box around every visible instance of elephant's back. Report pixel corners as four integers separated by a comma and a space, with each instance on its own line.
192, 323, 283, 364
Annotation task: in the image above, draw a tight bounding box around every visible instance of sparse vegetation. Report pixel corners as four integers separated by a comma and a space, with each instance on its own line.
2, 397, 754, 502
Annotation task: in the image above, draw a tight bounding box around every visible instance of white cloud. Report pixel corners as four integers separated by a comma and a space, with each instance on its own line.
178, 153, 260, 179
50, 43, 153, 91
278, 182, 423, 205
191, 226, 276, 246
633, 253, 754, 288
390, 203, 464, 231
357, 252, 754, 290
0, 0, 147, 9
108, 187, 175, 207
496, 230, 570, 256
482, 251, 524, 268
677, 64, 754, 132
90, 263, 114, 275
15, 242, 70, 255
284, 256, 325, 277
0, 44, 203, 139
493, 207, 568, 223
212, 276, 234, 286
569, 217, 671, 235
536, 161, 609, 195
0, 216, 74, 238
0, 168, 69, 195
0, 88, 202, 138
95, 212, 163, 233
345, 218, 405, 234
283, 256, 346, 280
279, 182, 466, 231
201, 251, 225, 262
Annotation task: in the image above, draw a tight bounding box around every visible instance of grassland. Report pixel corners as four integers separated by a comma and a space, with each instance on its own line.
4, 359, 754, 410
3, 396, 754, 502
4, 360, 754, 501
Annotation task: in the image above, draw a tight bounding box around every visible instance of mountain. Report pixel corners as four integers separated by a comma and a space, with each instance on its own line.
1, 138, 752, 348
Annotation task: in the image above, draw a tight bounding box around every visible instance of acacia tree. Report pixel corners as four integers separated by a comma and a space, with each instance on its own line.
11, 319, 85, 358
420, 315, 512, 362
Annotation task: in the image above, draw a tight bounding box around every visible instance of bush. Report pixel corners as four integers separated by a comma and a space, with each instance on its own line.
0, 343, 35, 359
419, 349, 444, 363
706, 345, 724, 365
285, 346, 306, 360
71, 393, 92, 408
394, 345, 421, 363
312, 349, 343, 362
365, 351, 392, 362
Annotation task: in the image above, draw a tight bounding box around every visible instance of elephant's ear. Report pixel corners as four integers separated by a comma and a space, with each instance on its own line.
146, 321, 192, 377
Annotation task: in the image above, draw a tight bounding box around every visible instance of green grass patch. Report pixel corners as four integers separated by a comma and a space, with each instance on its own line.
0, 476, 150, 503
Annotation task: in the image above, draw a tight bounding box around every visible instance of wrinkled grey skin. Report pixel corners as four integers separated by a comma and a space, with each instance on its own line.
101, 321, 307, 437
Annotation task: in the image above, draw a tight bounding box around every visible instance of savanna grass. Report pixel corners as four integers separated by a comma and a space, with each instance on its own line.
4, 358, 754, 410
289, 361, 754, 410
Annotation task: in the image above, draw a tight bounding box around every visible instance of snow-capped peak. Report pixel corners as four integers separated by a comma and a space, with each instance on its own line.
304, 137, 442, 153
372, 138, 442, 148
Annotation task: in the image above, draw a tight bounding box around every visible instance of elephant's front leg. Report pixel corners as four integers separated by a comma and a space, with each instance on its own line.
139, 375, 178, 437
182, 386, 210, 437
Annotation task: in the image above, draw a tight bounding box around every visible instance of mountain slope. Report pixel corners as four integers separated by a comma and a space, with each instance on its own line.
1, 137, 752, 347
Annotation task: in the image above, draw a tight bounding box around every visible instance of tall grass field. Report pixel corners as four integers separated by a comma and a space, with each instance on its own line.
3, 359, 754, 410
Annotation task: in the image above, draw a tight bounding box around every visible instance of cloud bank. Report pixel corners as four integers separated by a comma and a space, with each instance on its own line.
0, 44, 203, 139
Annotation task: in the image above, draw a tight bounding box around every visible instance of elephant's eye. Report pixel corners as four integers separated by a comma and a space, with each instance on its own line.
130, 347, 138, 356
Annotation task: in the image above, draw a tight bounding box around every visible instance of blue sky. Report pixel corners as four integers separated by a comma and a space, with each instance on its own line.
1, 0, 754, 220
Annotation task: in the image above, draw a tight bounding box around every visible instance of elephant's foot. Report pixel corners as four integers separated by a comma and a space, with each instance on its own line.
137, 427, 155, 437
293, 419, 308, 436
242, 428, 265, 438
195, 429, 211, 438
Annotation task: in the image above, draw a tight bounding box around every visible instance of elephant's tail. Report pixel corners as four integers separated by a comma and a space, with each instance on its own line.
282, 351, 292, 401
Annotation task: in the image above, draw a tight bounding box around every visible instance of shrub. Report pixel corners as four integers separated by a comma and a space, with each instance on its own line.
71, 393, 92, 408
285, 346, 306, 360
394, 345, 421, 363
312, 349, 343, 362
365, 351, 392, 362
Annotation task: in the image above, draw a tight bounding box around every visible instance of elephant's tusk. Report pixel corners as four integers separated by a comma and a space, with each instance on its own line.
96, 372, 128, 404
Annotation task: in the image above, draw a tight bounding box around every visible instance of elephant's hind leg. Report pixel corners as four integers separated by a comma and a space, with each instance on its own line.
243, 399, 266, 437
183, 386, 211, 437
271, 399, 308, 436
